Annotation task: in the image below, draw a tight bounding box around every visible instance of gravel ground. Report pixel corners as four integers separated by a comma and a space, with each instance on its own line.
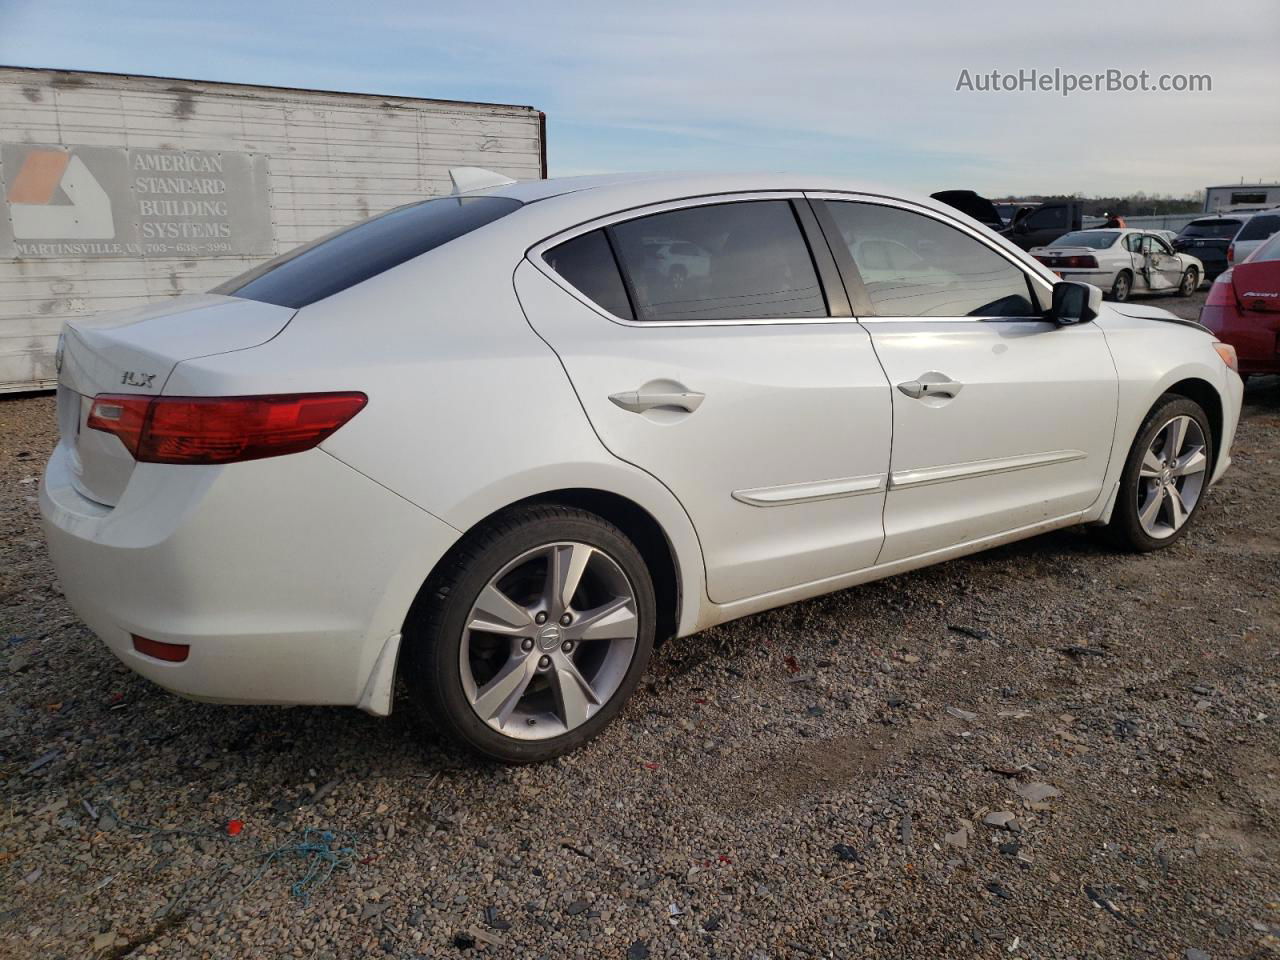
3, 291, 1279, 960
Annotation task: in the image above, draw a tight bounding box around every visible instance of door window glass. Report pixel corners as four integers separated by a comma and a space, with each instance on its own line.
608, 201, 827, 322
544, 229, 634, 320
1024, 206, 1068, 230
824, 202, 1037, 317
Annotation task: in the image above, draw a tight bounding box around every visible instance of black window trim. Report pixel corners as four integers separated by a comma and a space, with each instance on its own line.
805, 192, 1056, 322
528, 191, 857, 328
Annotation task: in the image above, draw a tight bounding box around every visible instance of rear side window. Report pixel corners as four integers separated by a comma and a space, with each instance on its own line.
823, 201, 1036, 317
1238, 214, 1280, 242
217, 196, 522, 309
543, 230, 634, 320
610, 200, 827, 322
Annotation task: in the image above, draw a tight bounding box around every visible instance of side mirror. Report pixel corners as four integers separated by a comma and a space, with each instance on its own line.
1050, 281, 1102, 325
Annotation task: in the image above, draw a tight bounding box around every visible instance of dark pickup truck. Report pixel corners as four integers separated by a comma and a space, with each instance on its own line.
931, 190, 1084, 251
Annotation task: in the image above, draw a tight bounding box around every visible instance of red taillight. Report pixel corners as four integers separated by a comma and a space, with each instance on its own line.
131, 634, 189, 662
1227, 241, 1235, 264
1203, 270, 1235, 308
1033, 254, 1098, 269
88, 392, 367, 464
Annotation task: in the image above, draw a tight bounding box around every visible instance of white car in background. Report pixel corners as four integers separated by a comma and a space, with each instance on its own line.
1228, 209, 1280, 267
1031, 229, 1204, 301
41, 171, 1242, 763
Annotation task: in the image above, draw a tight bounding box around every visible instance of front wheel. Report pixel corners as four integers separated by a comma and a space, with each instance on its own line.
402, 505, 656, 763
1106, 395, 1213, 551
1178, 267, 1199, 297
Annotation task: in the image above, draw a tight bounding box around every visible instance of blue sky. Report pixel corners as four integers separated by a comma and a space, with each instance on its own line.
1, 0, 1277, 196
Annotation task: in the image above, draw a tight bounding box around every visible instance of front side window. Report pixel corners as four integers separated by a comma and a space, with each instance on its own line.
217, 196, 522, 309
823, 201, 1036, 317
608, 200, 827, 322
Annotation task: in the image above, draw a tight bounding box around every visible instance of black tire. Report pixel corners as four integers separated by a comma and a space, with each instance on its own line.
1106, 394, 1214, 552
1178, 267, 1199, 297
1110, 270, 1133, 302
402, 504, 656, 763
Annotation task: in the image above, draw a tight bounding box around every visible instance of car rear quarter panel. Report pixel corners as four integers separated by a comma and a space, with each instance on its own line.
162, 224, 709, 637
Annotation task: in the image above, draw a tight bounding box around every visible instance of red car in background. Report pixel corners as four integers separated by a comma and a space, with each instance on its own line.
1201, 230, 1280, 378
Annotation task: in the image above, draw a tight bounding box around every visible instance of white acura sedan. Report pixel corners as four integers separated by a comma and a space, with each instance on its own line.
41, 171, 1243, 762
1031, 228, 1205, 302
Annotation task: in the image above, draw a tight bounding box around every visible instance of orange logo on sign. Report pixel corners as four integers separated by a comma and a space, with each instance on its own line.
6, 149, 114, 239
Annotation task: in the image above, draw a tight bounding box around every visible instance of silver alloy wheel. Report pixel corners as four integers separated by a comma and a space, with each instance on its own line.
459, 541, 639, 740
1136, 415, 1208, 539
1114, 273, 1131, 301
1179, 269, 1197, 296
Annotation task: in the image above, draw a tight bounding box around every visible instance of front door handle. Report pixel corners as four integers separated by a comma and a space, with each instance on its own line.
897, 372, 963, 401
609, 386, 705, 414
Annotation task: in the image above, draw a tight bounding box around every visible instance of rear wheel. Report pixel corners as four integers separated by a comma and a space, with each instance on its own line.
1110, 270, 1133, 302
402, 505, 656, 763
1106, 395, 1213, 551
1178, 266, 1199, 297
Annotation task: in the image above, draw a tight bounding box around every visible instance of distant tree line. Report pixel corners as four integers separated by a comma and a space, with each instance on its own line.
1003, 192, 1204, 217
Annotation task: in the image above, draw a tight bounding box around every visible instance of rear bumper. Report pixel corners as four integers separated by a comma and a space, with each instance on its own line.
1201, 303, 1280, 375
40, 442, 459, 709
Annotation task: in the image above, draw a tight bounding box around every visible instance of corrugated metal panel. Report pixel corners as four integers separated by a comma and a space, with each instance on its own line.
0, 67, 545, 392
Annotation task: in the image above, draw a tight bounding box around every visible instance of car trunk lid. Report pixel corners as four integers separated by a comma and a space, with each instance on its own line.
1230, 260, 1280, 314
56, 294, 296, 506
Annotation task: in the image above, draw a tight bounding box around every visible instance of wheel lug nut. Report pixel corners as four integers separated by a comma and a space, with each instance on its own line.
521, 638, 534, 652
561, 641, 574, 654
538, 655, 551, 669
560, 613, 572, 626
534, 612, 547, 625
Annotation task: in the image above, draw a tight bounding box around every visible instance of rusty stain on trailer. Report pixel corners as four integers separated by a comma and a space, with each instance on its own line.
168, 86, 199, 119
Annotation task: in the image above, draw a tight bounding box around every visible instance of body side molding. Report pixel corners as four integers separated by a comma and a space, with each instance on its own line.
889, 449, 1086, 490
732, 473, 887, 507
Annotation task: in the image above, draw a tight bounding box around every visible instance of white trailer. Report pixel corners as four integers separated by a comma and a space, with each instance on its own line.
1204, 183, 1280, 214
0, 67, 546, 392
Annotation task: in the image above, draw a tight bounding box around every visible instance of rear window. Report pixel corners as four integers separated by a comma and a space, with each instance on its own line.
1238, 214, 1280, 242
216, 196, 522, 308
1179, 219, 1242, 240
1052, 231, 1119, 249
1249, 231, 1280, 264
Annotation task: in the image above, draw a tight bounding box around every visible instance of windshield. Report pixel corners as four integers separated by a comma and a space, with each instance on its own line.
216, 195, 523, 309
1178, 219, 1242, 240
1050, 231, 1119, 249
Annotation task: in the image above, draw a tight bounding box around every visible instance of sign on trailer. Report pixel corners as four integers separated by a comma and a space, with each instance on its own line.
1, 144, 273, 258
0, 67, 546, 393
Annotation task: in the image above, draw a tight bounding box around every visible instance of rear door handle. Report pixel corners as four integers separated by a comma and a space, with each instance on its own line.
609, 387, 705, 414
897, 373, 963, 401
